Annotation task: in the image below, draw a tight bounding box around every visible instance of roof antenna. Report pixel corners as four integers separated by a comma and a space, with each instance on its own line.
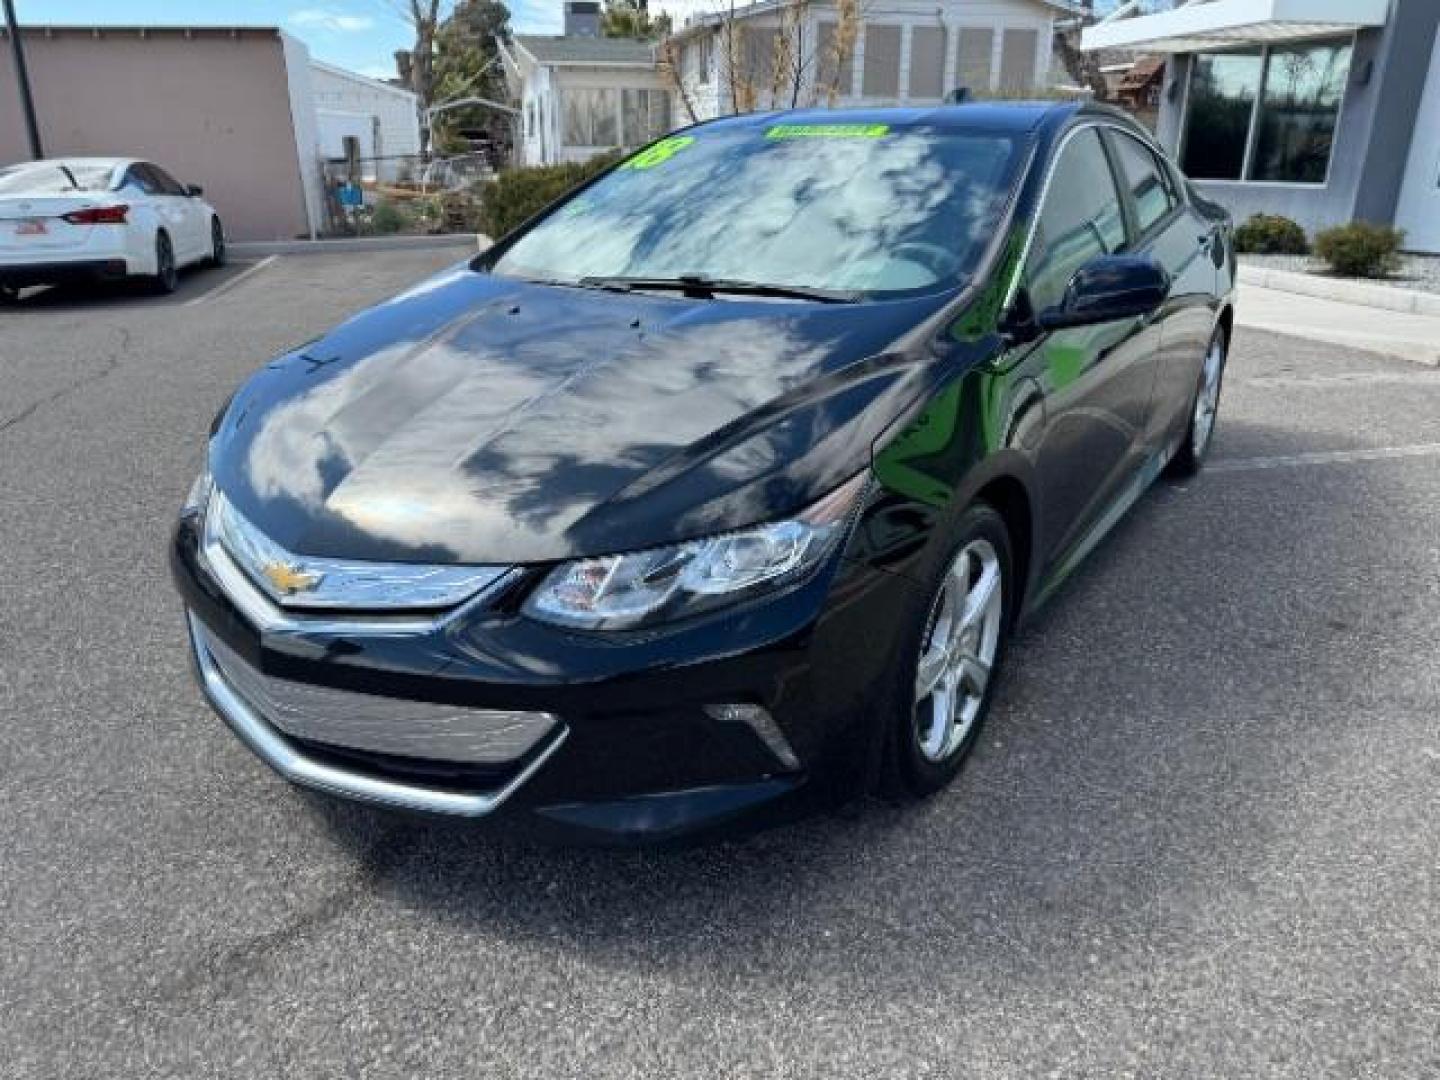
945, 87, 973, 105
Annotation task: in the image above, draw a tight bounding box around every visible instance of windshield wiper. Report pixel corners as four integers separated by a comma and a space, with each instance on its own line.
578, 274, 861, 304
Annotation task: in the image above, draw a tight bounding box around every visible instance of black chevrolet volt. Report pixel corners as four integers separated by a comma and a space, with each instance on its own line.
172, 102, 1235, 843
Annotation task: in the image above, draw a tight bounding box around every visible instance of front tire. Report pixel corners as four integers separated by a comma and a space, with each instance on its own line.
150, 232, 178, 295
882, 503, 1014, 799
1167, 327, 1227, 477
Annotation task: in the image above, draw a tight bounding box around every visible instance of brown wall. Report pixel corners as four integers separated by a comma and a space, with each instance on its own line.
0, 28, 309, 241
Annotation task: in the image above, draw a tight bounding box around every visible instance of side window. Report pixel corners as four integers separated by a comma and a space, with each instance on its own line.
1111, 132, 1178, 236
146, 164, 187, 196
1024, 128, 1126, 314
121, 165, 160, 195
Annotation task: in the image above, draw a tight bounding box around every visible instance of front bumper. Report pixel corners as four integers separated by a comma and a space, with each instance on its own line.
171, 510, 915, 843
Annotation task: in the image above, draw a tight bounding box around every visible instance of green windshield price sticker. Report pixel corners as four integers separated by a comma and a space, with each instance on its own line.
765, 123, 890, 140
621, 135, 695, 170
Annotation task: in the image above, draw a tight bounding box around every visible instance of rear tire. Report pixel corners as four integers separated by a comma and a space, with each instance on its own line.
209, 217, 227, 267
1166, 326, 1227, 478
880, 503, 1014, 800
151, 232, 178, 295
0, 284, 18, 305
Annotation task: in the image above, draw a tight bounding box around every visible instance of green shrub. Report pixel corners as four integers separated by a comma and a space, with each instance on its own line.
1234, 213, 1309, 255
369, 199, 409, 236
478, 153, 621, 239
1314, 221, 1405, 278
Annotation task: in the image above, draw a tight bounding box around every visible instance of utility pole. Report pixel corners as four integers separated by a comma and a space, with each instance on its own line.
3, 0, 44, 160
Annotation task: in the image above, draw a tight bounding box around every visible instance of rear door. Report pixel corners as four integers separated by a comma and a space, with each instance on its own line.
129, 163, 196, 261
147, 164, 208, 261
1103, 128, 1218, 453
1015, 125, 1162, 572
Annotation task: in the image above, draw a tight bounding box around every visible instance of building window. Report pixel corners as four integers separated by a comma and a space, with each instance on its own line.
909, 26, 947, 100
1182, 39, 1352, 185
696, 34, 713, 85
816, 22, 856, 98
563, 87, 619, 147
862, 25, 902, 98
999, 28, 1037, 94
1252, 42, 1352, 183
1181, 51, 1262, 180
621, 89, 671, 146
957, 28, 994, 93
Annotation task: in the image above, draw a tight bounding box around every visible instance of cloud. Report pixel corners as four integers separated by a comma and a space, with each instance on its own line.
287, 9, 377, 33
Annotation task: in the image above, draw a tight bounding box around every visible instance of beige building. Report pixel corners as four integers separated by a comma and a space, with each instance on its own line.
0, 25, 418, 241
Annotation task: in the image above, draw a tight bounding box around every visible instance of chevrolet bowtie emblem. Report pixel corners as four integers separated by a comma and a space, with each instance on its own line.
260, 560, 325, 596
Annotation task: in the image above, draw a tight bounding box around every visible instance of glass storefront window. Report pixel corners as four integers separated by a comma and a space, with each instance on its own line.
1251, 42, 1352, 183
1181, 51, 1262, 181
1180, 38, 1353, 186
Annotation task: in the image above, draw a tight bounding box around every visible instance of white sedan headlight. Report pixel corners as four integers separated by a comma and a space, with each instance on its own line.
524, 474, 868, 630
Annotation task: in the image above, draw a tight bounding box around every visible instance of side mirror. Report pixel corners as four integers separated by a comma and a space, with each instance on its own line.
185, 184, 205, 198
1036, 254, 1170, 332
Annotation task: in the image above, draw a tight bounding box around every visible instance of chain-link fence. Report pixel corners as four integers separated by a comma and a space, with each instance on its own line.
320, 152, 495, 237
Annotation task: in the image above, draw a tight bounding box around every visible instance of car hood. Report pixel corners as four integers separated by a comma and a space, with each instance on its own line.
211, 264, 948, 564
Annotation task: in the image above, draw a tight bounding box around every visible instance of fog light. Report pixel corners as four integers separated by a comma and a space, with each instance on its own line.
705, 704, 800, 772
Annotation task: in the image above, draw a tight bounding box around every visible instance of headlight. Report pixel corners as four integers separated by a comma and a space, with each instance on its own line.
524, 473, 869, 630
183, 468, 213, 517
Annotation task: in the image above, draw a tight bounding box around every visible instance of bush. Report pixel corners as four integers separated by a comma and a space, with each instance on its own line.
1314, 221, 1405, 278
478, 153, 621, 240
369, 199, 408, 236
1234, 213, 1309, 255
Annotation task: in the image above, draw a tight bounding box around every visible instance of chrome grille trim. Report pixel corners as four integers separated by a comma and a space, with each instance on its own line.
197, 621, 559, 765
205, 490, 510, 615
188, 616, 567, 816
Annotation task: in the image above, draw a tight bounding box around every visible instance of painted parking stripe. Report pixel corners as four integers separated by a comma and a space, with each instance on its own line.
1210, 443, 1440, 473
183, 255, 280, 307
1244, 371, 1440, 389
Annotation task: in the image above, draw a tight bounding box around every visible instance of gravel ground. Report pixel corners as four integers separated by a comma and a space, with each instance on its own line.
1240, 252, 1440, 295
3, 254, 1440, 1078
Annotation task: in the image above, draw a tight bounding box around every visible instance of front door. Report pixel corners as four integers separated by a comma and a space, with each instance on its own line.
1013, 126, 1162, 572
1396, 30, 1440, 254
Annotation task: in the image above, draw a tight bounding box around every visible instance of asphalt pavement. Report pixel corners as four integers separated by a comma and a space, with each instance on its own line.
2, 252, 1437, 1078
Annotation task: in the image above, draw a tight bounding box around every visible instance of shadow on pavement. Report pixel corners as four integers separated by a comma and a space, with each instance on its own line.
301, 417, 1403, 990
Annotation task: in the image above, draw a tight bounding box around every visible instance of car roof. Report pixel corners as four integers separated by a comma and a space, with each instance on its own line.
699, 101, 1086, 135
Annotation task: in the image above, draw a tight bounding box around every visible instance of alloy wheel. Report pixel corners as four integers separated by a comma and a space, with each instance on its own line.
1192, 336, 1225, 457
913, 538, 1004, 763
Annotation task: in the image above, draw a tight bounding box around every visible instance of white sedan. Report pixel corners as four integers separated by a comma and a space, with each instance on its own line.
0, 157, 225, 300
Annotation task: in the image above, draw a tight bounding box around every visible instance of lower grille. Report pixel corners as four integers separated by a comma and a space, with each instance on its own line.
196, 624, 559, 766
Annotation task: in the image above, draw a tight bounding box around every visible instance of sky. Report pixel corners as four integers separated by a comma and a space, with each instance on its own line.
8, 0, 568, 79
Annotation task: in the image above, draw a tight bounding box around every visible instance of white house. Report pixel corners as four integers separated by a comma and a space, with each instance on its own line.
670, 0, 1083, 121
499, 2, 672, 166
308, 59, 422, 182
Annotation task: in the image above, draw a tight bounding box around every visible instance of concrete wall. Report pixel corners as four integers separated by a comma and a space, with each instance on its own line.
1153, 0, 1440, 242
0, 27, 313, 241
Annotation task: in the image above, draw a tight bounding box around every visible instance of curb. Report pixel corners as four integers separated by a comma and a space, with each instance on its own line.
230, 234, 486, 258
1238, 264, 1440, 317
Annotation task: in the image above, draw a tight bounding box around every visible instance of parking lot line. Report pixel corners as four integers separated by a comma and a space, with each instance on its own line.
1243, 371, 1440, 389
183, 255, 280, 307
1210, 442, 1440, 473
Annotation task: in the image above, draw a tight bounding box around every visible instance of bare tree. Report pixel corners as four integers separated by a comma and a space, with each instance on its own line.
379, 0, 453, 152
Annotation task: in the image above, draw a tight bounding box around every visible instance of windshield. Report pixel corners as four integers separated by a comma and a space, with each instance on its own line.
489, 122, 1026, 298
0, 162, 115, 195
